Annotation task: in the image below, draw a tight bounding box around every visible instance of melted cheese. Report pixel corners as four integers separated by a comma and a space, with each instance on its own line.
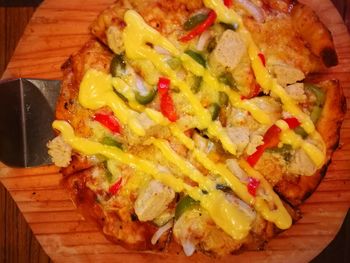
275, 120, 325, 168
204, 0, 325, 166
123, 10, 237, 155
152, 138, 252, 239
181, 54, 272, 125
146, 110, 292, 229
239, 160, 292, 229
79, 69, 145, 136
53, 120, 251, 240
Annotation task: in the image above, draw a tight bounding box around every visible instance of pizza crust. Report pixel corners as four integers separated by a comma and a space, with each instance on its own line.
274, 80, 346, 206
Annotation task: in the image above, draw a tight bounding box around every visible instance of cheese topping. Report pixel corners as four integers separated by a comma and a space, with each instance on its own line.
52, 0, 328, 243
79, 70, 145, 136
204, 0, 324, 164
53, 120, 251, 240
123, 10, 237, 155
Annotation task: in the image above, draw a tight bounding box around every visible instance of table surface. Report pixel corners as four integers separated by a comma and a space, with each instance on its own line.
0, 1, 349, 262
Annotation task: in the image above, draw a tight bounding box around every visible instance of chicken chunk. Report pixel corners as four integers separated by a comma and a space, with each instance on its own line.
226, 126, 250, 155
285, 83, 306, 103
287, 149, 317, 176
209, 30, 246, 71
134, 180, 175, 221
47, 136, 72, 167
272, 63, 305, 86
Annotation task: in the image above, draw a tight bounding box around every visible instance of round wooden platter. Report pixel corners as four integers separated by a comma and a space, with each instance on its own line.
1, 0, 350, 262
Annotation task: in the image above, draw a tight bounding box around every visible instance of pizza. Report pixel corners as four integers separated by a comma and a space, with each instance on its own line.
47, 0, 346, 256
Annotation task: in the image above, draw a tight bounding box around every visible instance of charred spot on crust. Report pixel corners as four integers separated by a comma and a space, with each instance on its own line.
321, 47, 338, 67
131, 213, 138, 221
61, 56, 73, 71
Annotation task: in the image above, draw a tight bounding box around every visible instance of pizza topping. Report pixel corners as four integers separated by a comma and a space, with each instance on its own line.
110, 53, 127, 77
285, 83, 307, 103
108, 177, 123, 195
80, 69, 146, 136
272, 64, 305, 87
175, 195, 199, 219
227, 126, 250, 154
247, 177, 260, 196
246, 117, 300, 166
257, 52, 266, 66
158, 77, 179, 122
208, 102, 220, 120
101, 136, 123, 149
94, 113, 122, 134
287, 148, 317, 176
218, 72, 237, 89
223, 0, 233, 8
209, 30, 246, 71
134, 180, 175, 221
179, 10, 217, 42
183, 12, 210, 31
235, 0, 265, 23
151, 219, 174, 245
184, 50, 206, 68
241, 83, 261, 99
196, 29, 213, 51
134, 77, 158, 105
47, 135, 72, 167
305, 83, 326, 106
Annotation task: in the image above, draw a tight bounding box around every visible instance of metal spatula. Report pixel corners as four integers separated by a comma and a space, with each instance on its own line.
0, 78, 61, 167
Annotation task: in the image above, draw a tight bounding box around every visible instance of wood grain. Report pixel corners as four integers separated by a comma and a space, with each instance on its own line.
1, 0, 350, 262
0, 7, 35, 76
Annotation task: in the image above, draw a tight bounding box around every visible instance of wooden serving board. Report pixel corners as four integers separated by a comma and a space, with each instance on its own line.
1, 0, 350, 262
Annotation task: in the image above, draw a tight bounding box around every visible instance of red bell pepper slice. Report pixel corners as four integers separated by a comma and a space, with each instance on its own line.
241, 83, 261, 100
247, 177, 260, 196
109, 177, 122, 195
179, 10, 217, 42
258, 53, 266, 66
224, 0, 233, 7
246, 117, 300, 166
94, 113, 122, 134
157, 77, 178, 122
283, 117, 301, 129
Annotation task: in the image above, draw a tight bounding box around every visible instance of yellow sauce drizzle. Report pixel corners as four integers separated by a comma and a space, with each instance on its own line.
181, 53, 272, 124
204, 0, 325, 166
79, 69, 145, 136
275, 120, 325, 168
239, 160, 292, 229
152, 138, 253, 239
146, 111, 292, 229
53, 120, 251, 240
123, 10, 237, 155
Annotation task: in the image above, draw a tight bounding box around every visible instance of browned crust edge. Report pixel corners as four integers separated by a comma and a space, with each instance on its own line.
275, 79, 347, 207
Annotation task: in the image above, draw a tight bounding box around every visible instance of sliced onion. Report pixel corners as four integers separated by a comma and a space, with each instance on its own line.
157, 165, 171, 173
226, 194, 256, 219
182, 239, 196, 256
151, 220, 173, 245
196, 30, 212, 51
135, 75, 148, 95
137, 112, 155, 130
154, 45, 171, 56
236, 0, 265, 23
226, 159, 248, 182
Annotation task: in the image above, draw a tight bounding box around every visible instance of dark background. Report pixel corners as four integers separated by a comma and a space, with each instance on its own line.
0, 0, 349, 262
